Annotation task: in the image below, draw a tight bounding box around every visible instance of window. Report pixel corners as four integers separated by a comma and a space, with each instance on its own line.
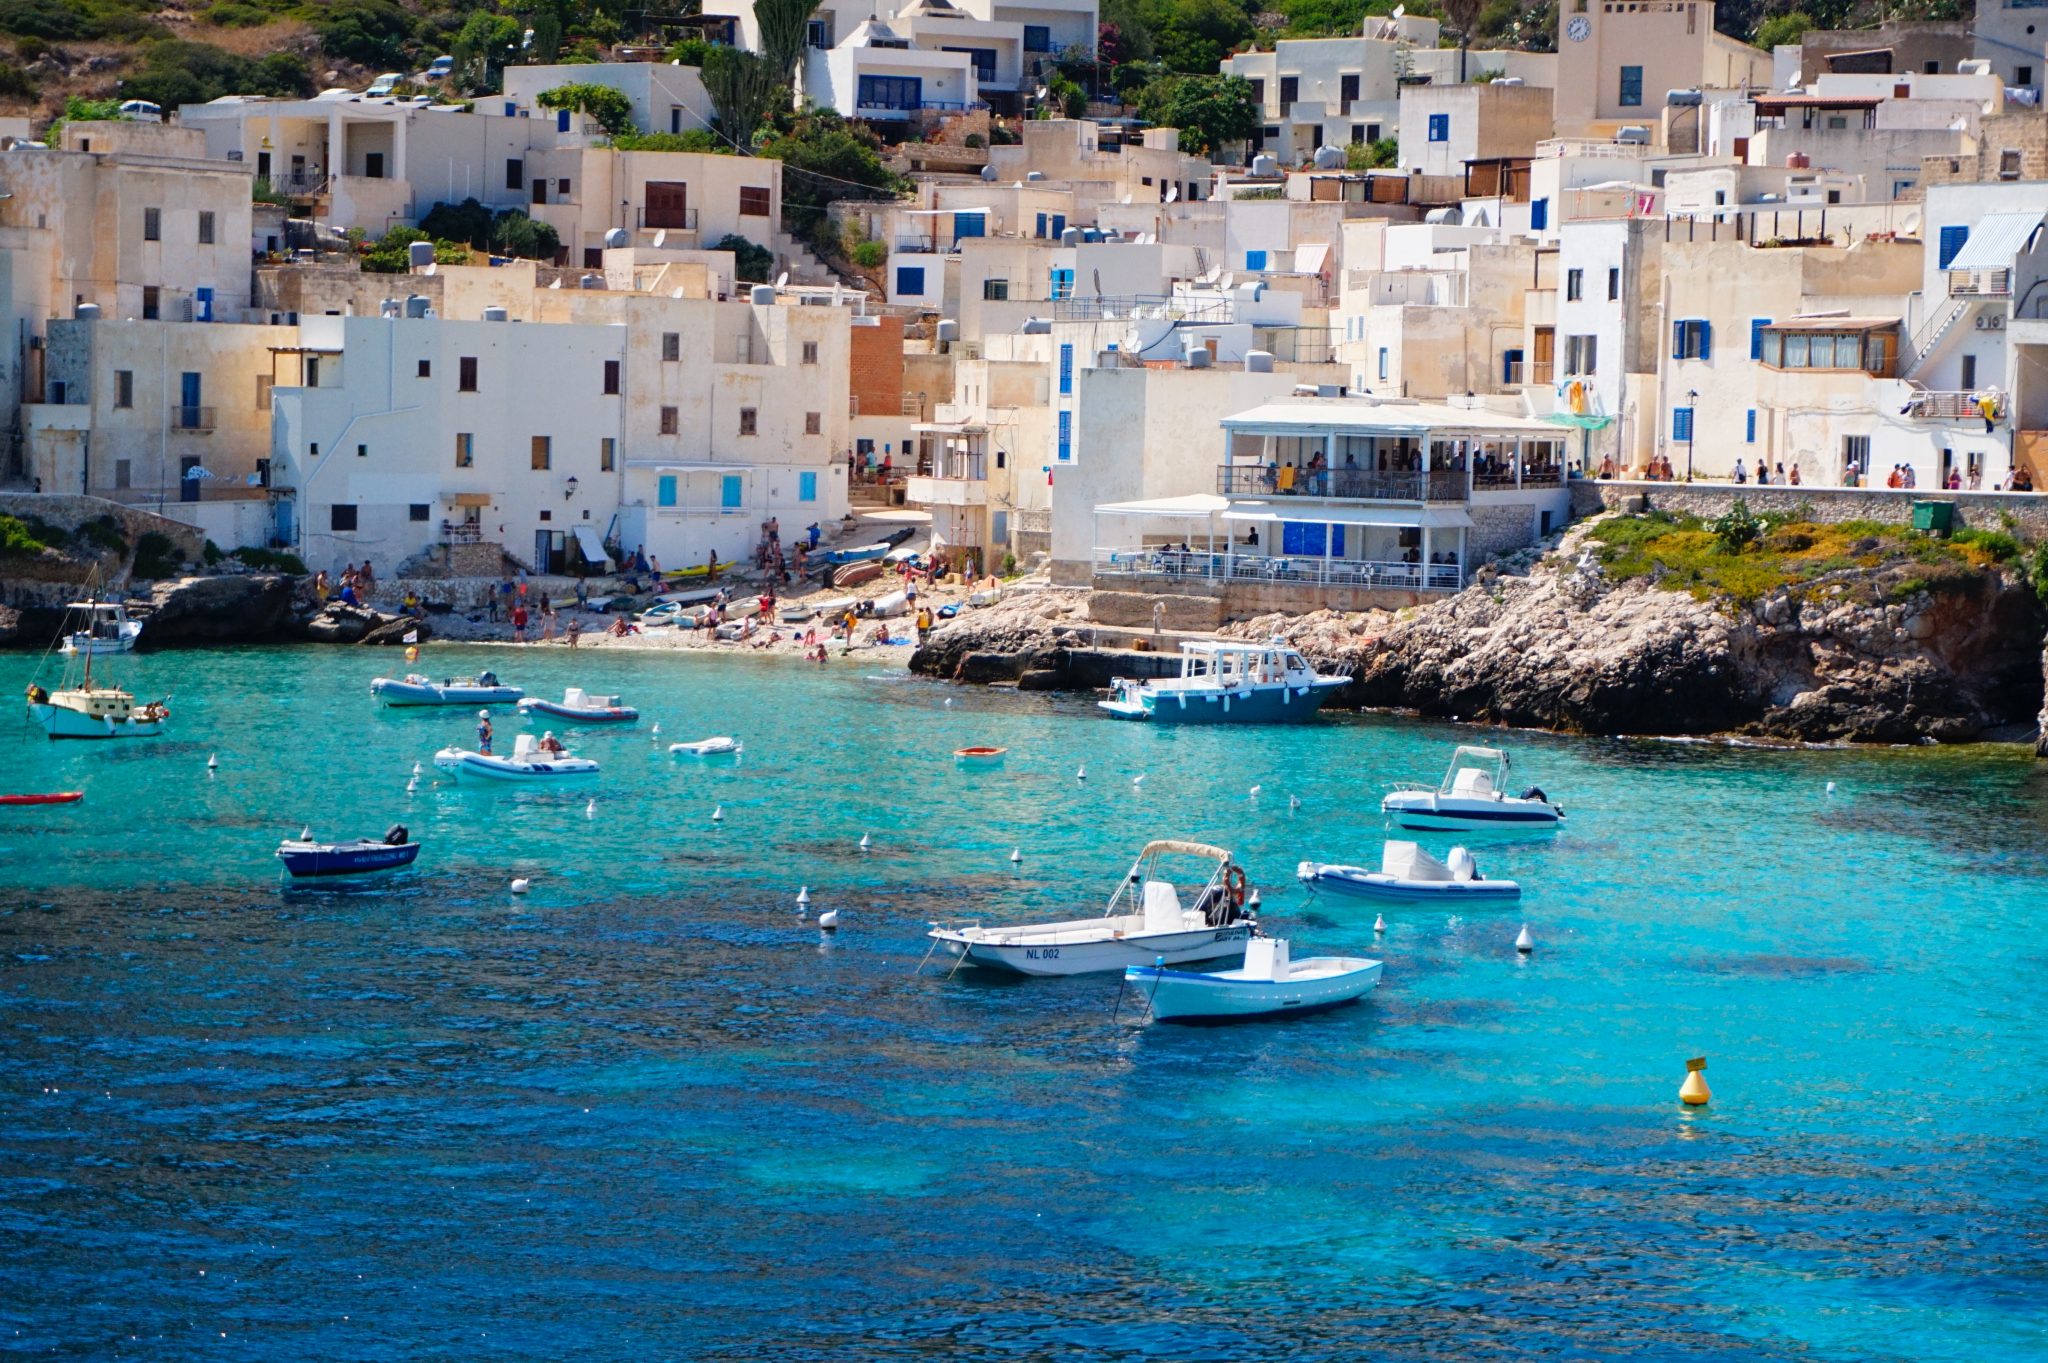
645, 181, 690, 229
2021, 65, 2035, 87
857, 74, 922, 111
1351, 125, 1367, 145
197, 210, 215, 245
1938, 224, 1969, 269
455, 432, 474, 467
1607, 268, 1620, 301
722, 474, 743, 509
739, 185, 771, 217
984, 278, 1009, 301
802, 341, 818, 364
357, 443, 368, 458
1999, 149, 2023, 181
1750, 317, 1772, 359
799, 470, 818, 502
660, 406, 678, 434
410, 504, 430, 522
331, 505, 358, 532
417, 359, 431, 378
304, 356, 319, 387
603, 359, 620, 395
658, 474, 677, 507
805, 411, 822, 435
1753, 326, 1894, 374
114, 370, 133, 408
1279, 77, 1298, 111
1619, 65, 1643, 107
1961, 353, 1978, 390
1672, 407, 1693, 442
1049, 267, 1075, 298
1672, 319, 1712, 360
539, 509, 551, 522
1566, 268, 1583, 301
1057, 409, 1072, 462
459, 356, 478, 391
1844, 434, 1870, 476
1340, 73, 1360, 109
114, 459, 131, 489
896, 265, 926, 296
739, 407, 757, 436
1531, 197, 1549, 231
143, 207, 161, 241
1427, 114, 1449, 142
1745, 409, 1757, 443
1565, 334, 1598, 373
1024, 23, 1050, 49
506, 158, 524, 191
142, 286, 160, 321
558, 178, 571, 196
661, 332, 680, 361
531, 435, 551, 470
601, 437, 615, 472
1377, 347, 1389, 381
1059, 343, 1074, 395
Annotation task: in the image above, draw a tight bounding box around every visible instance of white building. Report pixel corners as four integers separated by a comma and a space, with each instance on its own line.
502, 61, 716, 139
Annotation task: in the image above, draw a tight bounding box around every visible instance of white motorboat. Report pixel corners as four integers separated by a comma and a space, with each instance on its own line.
517, 687, 639, 724
925, 839, 1255, 977
372, 671, 523, 707
1381, 745, 1563, 831
1297, 842, 1520, 904
433, 732, 599, 781
26, 596, 168, 740
670, 736, 742, 757
1100, 639, 1350, 724
870, 590, 910, 618
1125, 937, 1382, 1023
58, 600, 142, 655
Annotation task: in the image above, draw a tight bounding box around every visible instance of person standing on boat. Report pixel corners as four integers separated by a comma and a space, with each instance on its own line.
477, 710, 494, 754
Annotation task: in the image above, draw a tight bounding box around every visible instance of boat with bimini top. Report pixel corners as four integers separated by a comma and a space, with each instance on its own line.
1381, 745, 1563, 832
1100, 639, 1349, 724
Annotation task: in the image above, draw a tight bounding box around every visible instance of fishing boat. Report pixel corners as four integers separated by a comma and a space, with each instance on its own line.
1099, 639, 1349, 724
433, 733, 599, 781
818, 527, 916, 567
1381, 746, 1563, 831
372, 671, 523, 707
0, 791, 85, 806
925, 839, 1255, 977
26, 597, 170, 740
833, 560, 884, 589
517, 688, 639, 724
276, 824, 422, 879
1297, 842, 1521, 904
953, 745, 1007, 765
58, 600, 142, 655
669, 736, 742, 757
1124, 937, 1382, 1023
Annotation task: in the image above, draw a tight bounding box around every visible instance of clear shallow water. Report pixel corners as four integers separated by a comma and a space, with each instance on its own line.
1, 644, 2044, 1361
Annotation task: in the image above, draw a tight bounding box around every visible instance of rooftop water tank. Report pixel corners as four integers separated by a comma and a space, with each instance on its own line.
1026, 170, 1046, 181
1249, 153, 1279, 177
407, 240, 435, 269
936, 318, 959, 343
482, 305, 509, 321
1666, 88, 1703, 107
750, 284, 777, 305
1786, 151, 1811, 169
1312, 144, 1345, 170
404, 295, 430, 318
1061, 227, 1081, 245
1184, 346, 1211, 368
980, 165, 997, 181
75, 302, 100, 320
1245, 349, 1274, 373
1020, 317, 1052, 334
580, 274, 603, 289
604, 227, 630, 249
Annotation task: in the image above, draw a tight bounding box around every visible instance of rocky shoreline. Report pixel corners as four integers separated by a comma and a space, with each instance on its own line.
0, 573, 431, 651
911, 525, 2048, 747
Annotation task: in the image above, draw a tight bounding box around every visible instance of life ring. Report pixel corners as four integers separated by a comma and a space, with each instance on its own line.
1225, 865, 1248, 910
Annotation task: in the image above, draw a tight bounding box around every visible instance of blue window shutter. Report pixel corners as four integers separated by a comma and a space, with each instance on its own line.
954, 211, 985, 239
1427, 114, 1448, 142
1059, 343, 1073, 395
1036, 212, 1048, 238
1246, 249, 1267, 271
895, 266, 925, 296
657, 475, 677, 507
799, 471, 818, 502
1051, 214, 1065, 238
1745, 409, 1756, 443
1673, 407, 1693, 442
1672, 320, 1684, 359
1699, 321, 1711, 361
1938, 224, 1968, 270
1750, 318, 1770, 360
1531, 197, 1548, 230
721, 474, 742, 509
1057, 409, 1072, 462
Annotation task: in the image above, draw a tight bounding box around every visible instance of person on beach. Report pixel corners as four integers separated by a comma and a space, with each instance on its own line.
314, 570, 331, 605
539, 600, 556, 642
566, 617, 582, 649
574, 579, 589, 610
707, 549, 719, 581
914, 605, 933, 646
607, 615, 635, 637
477, 710, 494, 754
510, 602, 529, 643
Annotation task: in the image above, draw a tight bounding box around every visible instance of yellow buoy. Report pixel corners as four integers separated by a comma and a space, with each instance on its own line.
1680, 1056, 1711, 1106
405, 644, 420, 664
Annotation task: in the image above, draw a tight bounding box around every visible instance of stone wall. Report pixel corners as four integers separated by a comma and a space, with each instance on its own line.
0, 492, 205, 560
1087, 573, 1437, 623
1469, 502, 1540, 563
1584, 480, 2048, 541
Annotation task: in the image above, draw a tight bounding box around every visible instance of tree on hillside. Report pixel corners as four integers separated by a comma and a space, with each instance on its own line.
702, 46, 782, 150
1136, 73, 1256, 155
1440, 0, 1483, 82
1136, 0, 1253, 74
755, 0, 824, 90
761, 113, 904, 244
713, 234, 775, 282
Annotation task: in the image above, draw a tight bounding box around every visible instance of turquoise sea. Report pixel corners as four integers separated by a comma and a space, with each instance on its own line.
1, 644, 2044, 1361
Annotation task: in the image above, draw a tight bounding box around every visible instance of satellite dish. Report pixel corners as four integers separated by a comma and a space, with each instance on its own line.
653, 229, 667, 247
1221, 272, 1235, 290
1166, 185, 1179, 202
548, 278, 562, 289
1392, 3, 1404, 16
776, 271, 789, 289
671, 287, 686, 298
422, 263, 437, 276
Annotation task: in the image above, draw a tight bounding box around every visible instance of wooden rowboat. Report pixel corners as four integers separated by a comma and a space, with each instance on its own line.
953, 746, 1008, 765
833, 560, 884, 588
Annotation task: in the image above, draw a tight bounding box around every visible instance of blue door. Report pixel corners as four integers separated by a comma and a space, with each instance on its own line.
274, 496, 293, 547
798, 471, 818, 502
179, 372, 200, 429
657, 475, 677, 508
1281, 522, 1343, 556
721, 473, 743, 510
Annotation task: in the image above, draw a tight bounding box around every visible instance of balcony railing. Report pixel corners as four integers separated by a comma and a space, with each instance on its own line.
1503, 361, 1555, 386
1948, 268, 2011, 298
1095, 546, 1463, 592
1901, 389, 1989, 421
170, 405, 216, 432
1474, 467, 1563, 490
637, 206, 699, 231
926, 453, 987, 481
1217, 465, 1468, 502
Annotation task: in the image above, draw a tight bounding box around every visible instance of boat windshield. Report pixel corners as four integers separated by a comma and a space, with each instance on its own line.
1103, 840, 1234, 921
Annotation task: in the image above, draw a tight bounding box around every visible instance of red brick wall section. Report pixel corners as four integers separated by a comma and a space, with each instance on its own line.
850, 315, 905, 420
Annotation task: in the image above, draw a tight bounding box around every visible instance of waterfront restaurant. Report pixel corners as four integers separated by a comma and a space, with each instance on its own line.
1092, 396, 1573, 594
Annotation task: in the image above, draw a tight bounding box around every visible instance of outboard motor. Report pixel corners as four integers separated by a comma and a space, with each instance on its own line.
384, 823, 410, 846
1521, 786, 1547, 804
478, 670, 498, 687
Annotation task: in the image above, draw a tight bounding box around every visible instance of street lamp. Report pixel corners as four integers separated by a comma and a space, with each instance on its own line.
1685, 389, 1698, 483
564, 474, 579, 501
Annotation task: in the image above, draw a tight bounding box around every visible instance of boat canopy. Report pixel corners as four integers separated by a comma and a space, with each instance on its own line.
1136, 838, 1232, 863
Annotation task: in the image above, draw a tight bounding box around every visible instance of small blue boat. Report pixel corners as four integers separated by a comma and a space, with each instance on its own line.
1100, 639, 1349, 724
276, 825, 422, 879
371, 672, 522, 707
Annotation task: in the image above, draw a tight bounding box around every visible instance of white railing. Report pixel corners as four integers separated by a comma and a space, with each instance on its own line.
1093, 546, 1463, 592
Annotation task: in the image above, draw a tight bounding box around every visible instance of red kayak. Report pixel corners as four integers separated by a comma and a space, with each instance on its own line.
0, 792, 84, 806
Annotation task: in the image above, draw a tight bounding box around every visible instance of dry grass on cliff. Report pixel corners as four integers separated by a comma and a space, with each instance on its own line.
1589, 510, 2025, 605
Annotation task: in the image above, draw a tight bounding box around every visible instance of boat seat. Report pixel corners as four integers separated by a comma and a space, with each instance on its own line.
1243, 936, 1291, 982
511, 734, 539, 760
1141, 880, 1183, 933
1451, 767, 1495, 797
563, 687, 587, 707
1381, 840, 1454, 882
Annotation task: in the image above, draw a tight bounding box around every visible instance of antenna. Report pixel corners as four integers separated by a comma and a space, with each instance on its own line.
775, 270, 789, 288
653, 229, 667, 247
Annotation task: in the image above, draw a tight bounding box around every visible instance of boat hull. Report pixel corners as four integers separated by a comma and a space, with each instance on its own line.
433, 748, 599, 781
1381, 796, 1561, 832
1301, 865, 1521, 903
0, 791, 85, 806
934, 923, 1252, 977
833, 561, 884, 588
669, 738, 741, 757
277, 841, 421, 878
59, 633, 140, 656
517, 698, 639, 724
372, 679, 524, 707
1102, 678, 1347, 725
29, 702, 166, 740
1128, 958, 1382, 1022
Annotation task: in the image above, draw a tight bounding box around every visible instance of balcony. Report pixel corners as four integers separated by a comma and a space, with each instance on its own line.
170, 405, 216, 433
1503, 360, 1554, 385
923, 451, 987, 481
636, 206, 699, 232
1217, 465, 1468, 502
1901, 389, 1992, 421
1948, 268, 2012, 298
1096, 546, 1463, 593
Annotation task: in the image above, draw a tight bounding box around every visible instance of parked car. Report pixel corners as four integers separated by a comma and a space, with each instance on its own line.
117, 99, 162, 120
424, 54, 453, 80
365, 73, 403, 97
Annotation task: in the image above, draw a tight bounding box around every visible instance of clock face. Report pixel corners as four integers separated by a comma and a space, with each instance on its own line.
1567, 14, 1591, 41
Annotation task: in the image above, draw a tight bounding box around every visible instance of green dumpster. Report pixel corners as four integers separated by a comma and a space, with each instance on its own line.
1911, 500, 1955, 536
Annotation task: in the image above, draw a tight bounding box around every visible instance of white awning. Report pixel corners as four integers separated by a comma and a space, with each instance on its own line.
1949, 212, 2042, 270
1095, 493, 1229, 517
573, 525, 612, 568
1223, 503, 1475, 529
1293, 243, 1330, 275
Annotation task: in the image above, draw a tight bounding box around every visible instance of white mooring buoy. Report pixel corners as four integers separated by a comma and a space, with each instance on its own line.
1009, 847, 1023, 863
207, 753, 218, 771
818, 909, 840, 930
1077, 764, 1086, 781
510, 877, 531, 894
1374, 913, 1386, 934
796, 886, 811, 908
711, 806, 724, 823
858, 832, 871, 851
1248, 784, 1261, 798
1515, 924, 1534, 954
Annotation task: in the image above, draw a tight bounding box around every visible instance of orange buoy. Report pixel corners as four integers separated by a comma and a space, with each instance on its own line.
1680, 1056, 1711, 1106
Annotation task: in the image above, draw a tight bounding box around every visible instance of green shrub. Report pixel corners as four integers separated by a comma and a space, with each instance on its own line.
0, 62, 37, 102
1709, 499, 1763, 554
131, 532, 183, 580
2026, 541, 2048, 601
963, 132, 986, 149
1949, 528, 2022, 563
612, 129, 725, 153
204, 2, 271, 26
850, 239, 886, 268
712, 233, 773, 283
202, 539, 224, 566
233, 546, 307, 574
77, 516, 126, 552
0, 513, 52, 557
